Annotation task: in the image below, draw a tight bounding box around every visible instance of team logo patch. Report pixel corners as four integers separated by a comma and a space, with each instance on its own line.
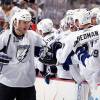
16, 45, 30, 62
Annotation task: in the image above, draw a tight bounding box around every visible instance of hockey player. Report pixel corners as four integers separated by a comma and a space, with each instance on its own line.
58, 17, 69, 33
57, 9, 78, 40
57, 10, 96, 100
0, 9, 43, 100
56, 11, 89, 100
73, 12, 100, 91
90, 7, 100, 26
58, 10, 99, 66
37, 18, 62, 84
37, 18, 62, 64
56, 10, 77, 80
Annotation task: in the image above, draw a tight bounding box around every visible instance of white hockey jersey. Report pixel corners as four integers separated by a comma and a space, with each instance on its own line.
85, 39, 100, 71
0, 30, 43, 87
58, 25, 100, 64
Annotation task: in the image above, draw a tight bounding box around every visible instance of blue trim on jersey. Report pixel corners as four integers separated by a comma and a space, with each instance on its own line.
81, 53, 90, 66
76, 47, 90, 66
76, 47, 86, 60
63, 50, 74, 71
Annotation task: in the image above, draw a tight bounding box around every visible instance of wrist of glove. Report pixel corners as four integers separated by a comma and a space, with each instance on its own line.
45, 74, 51, 84
45, 73, 56, 84
0, 52, 12, 65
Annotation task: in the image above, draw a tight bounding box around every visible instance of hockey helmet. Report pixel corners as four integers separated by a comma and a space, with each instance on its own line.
37, 18, 53, 34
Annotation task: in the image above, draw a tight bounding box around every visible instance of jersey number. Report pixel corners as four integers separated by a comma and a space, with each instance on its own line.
92, 49, 99, 57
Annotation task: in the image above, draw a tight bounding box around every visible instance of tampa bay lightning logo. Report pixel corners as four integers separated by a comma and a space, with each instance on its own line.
16, 45, 30, 62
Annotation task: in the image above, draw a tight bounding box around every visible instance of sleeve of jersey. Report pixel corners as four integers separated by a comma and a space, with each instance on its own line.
30, 31, 43, 57
76, 46, 90, 66
57, 40, 73, 64
63, 50, 74, 71
35, 32, 43, 47
56, 40, 74, 71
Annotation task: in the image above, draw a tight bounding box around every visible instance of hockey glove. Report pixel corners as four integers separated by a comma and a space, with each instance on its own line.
39, 46, 57, 65
50, 42, 62, 52
44, 66, 57, 84
0, 52, 12, 65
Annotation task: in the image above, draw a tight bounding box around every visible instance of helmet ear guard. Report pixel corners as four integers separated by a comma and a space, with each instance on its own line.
96, 12, 100, 24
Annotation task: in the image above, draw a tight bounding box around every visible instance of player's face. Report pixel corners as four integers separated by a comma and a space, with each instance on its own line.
14, 20, 31, 35
91, 17, 97, 25
75, 19, 79, 28
69, 21, 77, 32
37, 29, 42, 36
37, 30, 46, 37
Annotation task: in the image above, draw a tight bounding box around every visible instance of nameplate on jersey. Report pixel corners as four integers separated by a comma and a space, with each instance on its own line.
45, 36, 54, 44
76, 31, 99, 44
